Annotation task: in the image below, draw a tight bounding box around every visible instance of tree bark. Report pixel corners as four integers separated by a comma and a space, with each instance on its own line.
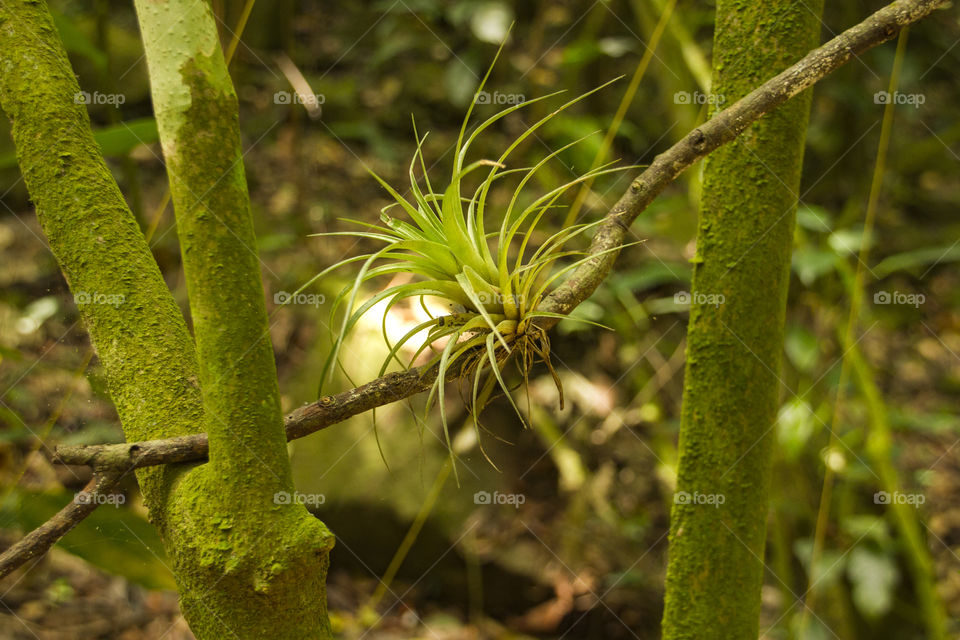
0, 0, 203, 515
131, 1, 334, 636
0, 1, 333, 637
660, 1, 824, 638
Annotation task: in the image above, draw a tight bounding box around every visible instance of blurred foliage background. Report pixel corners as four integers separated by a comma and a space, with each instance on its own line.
1, 0, 959, 638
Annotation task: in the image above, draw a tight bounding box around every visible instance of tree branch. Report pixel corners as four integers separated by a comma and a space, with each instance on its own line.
53, 367, 441, 469
133, 1, 335, 633
0, 470, 125, 579
537, 0, 947, 322
1, 369, 435, 578
0, 0, 947, 581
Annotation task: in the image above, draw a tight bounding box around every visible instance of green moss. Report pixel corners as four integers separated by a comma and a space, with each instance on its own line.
660, 1, 825, 638
163, 465, 334, 638
132, 0, 336, 635
0, 0, 204, 528
1, 1, 336, 636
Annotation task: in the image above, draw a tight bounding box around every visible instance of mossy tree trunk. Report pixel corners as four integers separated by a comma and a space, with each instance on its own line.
0, 1, 333, 637
660, 1, 824, 638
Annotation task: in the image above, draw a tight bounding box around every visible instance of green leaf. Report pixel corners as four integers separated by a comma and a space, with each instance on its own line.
529, 309, 613, 332
486, 332, 525, 425
784, 325, 820, 373
847, 546, 899, 618
874, 244, 960, 278
456, 268, 509, 349
776, 398, 815, 461
92, 118, 159, 157
791, 247, 837, 286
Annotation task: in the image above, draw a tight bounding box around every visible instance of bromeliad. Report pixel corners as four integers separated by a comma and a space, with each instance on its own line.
300, 44, 633, 466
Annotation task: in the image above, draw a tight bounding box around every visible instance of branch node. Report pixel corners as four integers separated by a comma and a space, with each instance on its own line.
691, 128, 707, 151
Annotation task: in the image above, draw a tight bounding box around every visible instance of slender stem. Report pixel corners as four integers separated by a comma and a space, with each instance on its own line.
365, 459, 453, 616
801, 25, 910, 632
843, 325, 946, 637
223, 0, 256, 66
562, 0, 678, 228
135, 0, 290, 490
537, 0, 947, 324
0, 470, 125, 578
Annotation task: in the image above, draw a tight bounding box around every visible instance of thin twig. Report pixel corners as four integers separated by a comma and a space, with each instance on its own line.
537, 0, 947, 321
53, 367, 444, 468
0, 469, 125, 578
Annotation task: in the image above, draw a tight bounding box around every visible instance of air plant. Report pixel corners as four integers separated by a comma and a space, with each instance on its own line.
303, 46, 633, 468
